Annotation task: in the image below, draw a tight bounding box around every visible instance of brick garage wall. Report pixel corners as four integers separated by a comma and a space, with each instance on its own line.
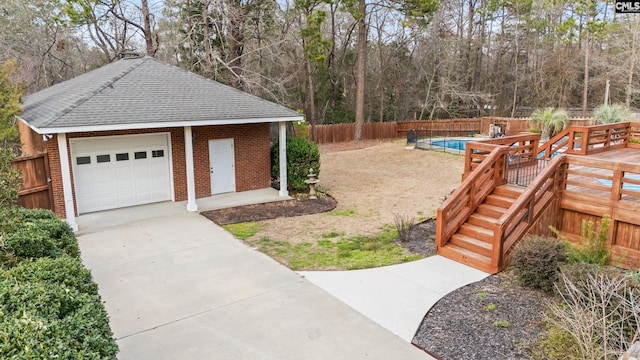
47, 124, 270, 218
46, 135, 65, 219
192, 123, 271, 198
18, 120, 47, 155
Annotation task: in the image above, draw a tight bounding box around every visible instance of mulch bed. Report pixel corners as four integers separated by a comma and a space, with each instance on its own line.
396, 219, 437, 256
200, 198, 548, 360
412, 269, 551, 360
201, 196, 337, 225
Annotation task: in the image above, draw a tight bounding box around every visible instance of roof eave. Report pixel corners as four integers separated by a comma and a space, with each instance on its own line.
25, 116, 304, 135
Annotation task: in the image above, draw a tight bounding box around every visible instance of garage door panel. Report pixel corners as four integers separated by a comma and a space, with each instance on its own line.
115, 166, 133, 177
71, 134, 171, 214
117, 193, 136, 205
84, 196, 117, 211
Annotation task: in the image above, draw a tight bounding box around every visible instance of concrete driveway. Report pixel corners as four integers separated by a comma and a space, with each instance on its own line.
77, 210, 432, 359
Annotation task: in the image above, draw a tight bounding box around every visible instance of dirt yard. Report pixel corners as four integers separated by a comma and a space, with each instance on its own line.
252, 140, 465, 244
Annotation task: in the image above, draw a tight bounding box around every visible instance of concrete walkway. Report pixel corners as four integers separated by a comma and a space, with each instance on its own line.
76, 188, 287, 235
77, 211, 432, 359
299, 256, 489, 342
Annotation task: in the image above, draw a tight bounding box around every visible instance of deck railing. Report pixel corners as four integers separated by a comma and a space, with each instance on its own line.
493, 155, 566, 268
537, 122, 637, 159
436, 146, 509, 248
464, 133, 539, 178
505, 154, 551, 187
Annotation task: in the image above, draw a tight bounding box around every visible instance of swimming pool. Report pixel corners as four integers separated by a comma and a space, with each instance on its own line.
430, 139, 469, 150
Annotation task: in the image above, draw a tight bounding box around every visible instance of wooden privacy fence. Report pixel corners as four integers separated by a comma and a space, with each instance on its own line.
310, 117, 593, 144
12, 153, 53, 211
311, 122, 398, 143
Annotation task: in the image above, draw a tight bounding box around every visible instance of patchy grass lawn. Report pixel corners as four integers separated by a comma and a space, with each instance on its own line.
225, 224, 421, 270
224, 141, 464, 270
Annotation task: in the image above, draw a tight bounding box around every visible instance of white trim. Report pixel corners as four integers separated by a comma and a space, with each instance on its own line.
167, 132, 175, 201
184, 126, 198, 211
57, 133, 78, 231
278, 121, 288, 197
19, 116, 304, 135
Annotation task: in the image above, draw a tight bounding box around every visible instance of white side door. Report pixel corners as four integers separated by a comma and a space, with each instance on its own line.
208, 138, 235, 194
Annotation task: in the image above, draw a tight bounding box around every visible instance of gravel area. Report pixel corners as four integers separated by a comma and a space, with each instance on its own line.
412, 270, 552, 360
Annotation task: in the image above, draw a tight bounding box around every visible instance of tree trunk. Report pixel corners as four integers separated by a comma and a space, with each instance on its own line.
582, 30, 589, 117
626, 25, 638, 107
305, 50, 317, 141
510, 21, 519, 118
141, 0, 156, 57
202, 0, 213, 76
227, 0, 245, 89
354, 0, 366, 141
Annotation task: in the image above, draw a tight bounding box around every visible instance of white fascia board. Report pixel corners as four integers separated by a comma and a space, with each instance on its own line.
25, 116, 304, 135
15, 116, 43, 134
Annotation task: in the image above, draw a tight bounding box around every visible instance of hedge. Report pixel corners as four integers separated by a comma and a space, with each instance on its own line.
1, 214, 79, 268
271, 137, 321, 192
0, 209, 118, 359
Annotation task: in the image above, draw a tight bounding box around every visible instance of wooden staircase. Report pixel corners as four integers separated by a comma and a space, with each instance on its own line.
438, 184, 525, 274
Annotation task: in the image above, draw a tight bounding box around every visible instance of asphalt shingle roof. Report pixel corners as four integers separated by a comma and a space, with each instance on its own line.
20, 56, 301, 132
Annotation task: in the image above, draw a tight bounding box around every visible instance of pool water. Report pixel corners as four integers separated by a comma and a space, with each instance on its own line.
430, 139, 468, 150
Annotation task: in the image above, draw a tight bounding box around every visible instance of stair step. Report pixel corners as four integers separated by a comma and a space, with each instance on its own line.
493, 184, 525, 199
459, 224, 495, 242
438, 244, 497, 274
450, 233, 493, 257
485, 194, 516, 208
468, 214, 498, 228
476, 204, 507, 218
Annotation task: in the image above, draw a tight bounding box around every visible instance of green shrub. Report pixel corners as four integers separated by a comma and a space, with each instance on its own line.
292, 119, 310, 139
2, 224, 60, 265
551, 215, 611, 265
0, 216, 118, 358
510, 235, 567, 292
0, 148, 21, 237
536, 324, 583, 360
26, 218, 79, 258
19, 208, 58, 220
0, 257, 98, 295
0, 278, 118, 358
1, 216, 79, 268
271, 137, 320, 192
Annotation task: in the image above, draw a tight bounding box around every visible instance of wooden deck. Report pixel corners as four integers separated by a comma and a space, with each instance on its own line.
583, 147, 640, 164
437, 122, 640, 273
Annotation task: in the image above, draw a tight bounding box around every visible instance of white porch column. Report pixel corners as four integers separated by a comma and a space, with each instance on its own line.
278, 121, 288, 197
184, 126, 198, 211
57, 133, 78, 232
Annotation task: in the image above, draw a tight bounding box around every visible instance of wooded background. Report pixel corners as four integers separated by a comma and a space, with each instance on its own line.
1, 0, 639, 128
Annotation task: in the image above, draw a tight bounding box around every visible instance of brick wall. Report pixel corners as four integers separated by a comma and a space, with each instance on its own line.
18, 120, 47, 155
192, 123, 271, 198
47, 124, 271, 218
46, 135, 64, 218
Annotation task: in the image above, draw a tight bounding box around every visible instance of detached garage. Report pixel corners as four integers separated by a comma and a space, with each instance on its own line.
17, 56, 303, 230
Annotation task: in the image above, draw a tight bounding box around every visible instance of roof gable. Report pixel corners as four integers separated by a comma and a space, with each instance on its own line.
20, 57, 301, 133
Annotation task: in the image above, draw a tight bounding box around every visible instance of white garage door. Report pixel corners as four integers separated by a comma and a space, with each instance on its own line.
70, 134, 172, 214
